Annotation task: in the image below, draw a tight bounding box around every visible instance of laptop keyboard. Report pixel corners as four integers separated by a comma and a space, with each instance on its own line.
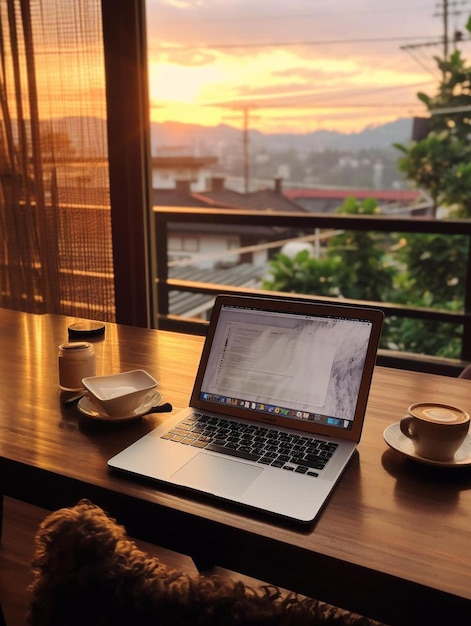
161, 413, 338, 477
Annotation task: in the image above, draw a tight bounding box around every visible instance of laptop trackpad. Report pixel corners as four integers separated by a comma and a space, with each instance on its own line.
171, 453, 263, 497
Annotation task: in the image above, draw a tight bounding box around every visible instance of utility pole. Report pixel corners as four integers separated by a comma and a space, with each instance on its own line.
443, 0, 449, 62
401, 0, 471, 76
434, 0, 471, 60
225, 104, 256, 193
241, 105, 250, 194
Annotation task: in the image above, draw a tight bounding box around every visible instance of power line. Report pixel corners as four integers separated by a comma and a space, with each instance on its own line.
401, 0, 471, 66
152, 3, 471, 55
151, 103, 425, 112
433, 0, 471, 58
179, 80, 435, 111
403, 45, 443, 80
154, 35, 444, 53
155, 4, 440, 25
152, 2, 471, 145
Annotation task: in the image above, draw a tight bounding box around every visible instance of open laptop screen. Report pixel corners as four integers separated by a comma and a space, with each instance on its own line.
190, 296, 383, 441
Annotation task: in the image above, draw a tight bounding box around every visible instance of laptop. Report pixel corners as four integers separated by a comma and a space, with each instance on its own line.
108, 294, 383, 523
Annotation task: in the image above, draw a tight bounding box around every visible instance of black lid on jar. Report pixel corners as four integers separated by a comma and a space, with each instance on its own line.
68, 321, 105, 340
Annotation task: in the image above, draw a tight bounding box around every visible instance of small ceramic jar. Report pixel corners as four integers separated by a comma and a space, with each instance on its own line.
58, 342, 96, 391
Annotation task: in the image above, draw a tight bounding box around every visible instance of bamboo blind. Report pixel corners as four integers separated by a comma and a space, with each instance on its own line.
0, 0, 115, 320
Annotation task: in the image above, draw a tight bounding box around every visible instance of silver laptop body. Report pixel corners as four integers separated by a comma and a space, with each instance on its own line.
108, 294, 383, 523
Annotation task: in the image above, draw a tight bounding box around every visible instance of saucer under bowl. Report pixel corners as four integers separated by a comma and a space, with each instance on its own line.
78, 389, 162, 422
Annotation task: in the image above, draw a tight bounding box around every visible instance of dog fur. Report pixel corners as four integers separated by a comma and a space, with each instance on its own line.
29, 500, 382, 626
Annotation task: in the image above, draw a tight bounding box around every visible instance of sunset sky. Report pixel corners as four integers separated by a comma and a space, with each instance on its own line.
146, 0, 471, 134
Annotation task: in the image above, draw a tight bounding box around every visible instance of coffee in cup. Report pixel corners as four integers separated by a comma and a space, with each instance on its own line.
400, 402, 470, 461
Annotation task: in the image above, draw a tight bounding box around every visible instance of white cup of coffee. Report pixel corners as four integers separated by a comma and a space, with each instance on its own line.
400, 402, 470, 461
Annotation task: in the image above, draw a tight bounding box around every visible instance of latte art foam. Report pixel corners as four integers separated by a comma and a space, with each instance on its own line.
411, 403, 469, 425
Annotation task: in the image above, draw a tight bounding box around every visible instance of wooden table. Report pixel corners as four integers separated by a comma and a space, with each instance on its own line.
0, 308, 470, 625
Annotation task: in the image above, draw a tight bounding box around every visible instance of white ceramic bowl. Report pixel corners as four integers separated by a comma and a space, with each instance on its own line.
82, 369, 158, 416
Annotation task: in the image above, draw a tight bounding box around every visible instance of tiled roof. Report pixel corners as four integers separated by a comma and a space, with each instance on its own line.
284, 188, 422, 202
153, 189, 210, 207
153, 187, 304, 237
154, 183, 422, 213
168, 263, 264, 317
151, 156, 218, 168
195, 189, 306, 213
153, 187, 306, 213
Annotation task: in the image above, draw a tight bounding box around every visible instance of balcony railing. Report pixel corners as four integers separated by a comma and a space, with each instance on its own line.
153, 206, 471, 377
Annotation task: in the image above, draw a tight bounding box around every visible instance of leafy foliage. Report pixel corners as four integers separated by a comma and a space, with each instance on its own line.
326, 198, 396, 302
384, 233, 467, 357
263, 19, 471, 358
394, 28, 471, 217
394, 233, 467, 306
263, 198, 468, 358
263, 250, 341, 297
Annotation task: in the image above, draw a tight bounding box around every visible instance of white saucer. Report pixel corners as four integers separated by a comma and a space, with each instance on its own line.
78, 390, 162, 422
383, 422, 471, 467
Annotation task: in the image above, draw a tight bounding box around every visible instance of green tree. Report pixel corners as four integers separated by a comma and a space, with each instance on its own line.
262, 197, 467, 358
263, 197, 396, 304
327, 197, 396, 301
386, 232, 468, 358
395, 18, 471, 217
394, 233, 467, 306
262, 250, 341, 298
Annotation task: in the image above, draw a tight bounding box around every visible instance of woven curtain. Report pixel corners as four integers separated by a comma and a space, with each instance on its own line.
0, 0, 115, 320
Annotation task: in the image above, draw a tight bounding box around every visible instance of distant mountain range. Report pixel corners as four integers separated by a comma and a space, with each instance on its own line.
40, 115, 415, 157
150, 117, 414, 156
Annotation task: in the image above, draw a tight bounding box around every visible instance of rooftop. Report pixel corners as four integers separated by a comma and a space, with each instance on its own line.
284, 188, 422, 203
168, 263, 264, 318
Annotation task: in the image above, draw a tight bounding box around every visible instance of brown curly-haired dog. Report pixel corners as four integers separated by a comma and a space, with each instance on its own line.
29, 500, 381, 626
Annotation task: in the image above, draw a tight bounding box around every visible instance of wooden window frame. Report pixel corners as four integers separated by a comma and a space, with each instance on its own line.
102, 0, 154, 327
